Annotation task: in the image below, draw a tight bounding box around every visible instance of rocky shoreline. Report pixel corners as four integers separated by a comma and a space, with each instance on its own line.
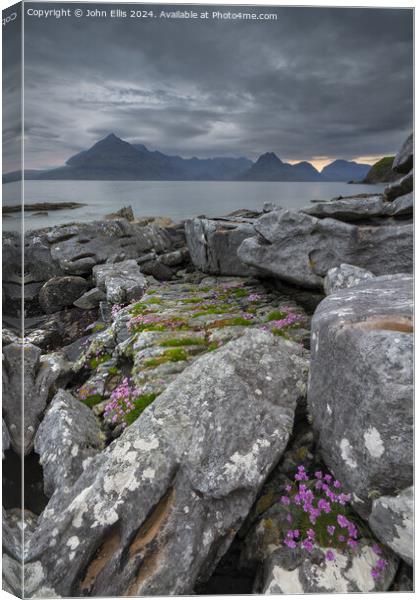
2, 134, 413, 596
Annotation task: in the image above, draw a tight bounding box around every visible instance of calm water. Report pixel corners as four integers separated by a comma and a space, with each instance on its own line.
2, 180, 385, 232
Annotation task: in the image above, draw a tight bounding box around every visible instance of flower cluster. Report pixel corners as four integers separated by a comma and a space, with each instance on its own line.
248, 293, 263, 302
271, 312, 300, 330
127, 314, 184, 332
280, 466, 387, 580
103, 378, 142, 427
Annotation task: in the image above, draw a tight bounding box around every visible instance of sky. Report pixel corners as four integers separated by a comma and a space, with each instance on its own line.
9, 3, 415, 171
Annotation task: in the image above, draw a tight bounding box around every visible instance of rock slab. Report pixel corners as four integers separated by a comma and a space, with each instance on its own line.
238, 208, 413, 289
34, 389, 104, 497
25, 331, 307, 597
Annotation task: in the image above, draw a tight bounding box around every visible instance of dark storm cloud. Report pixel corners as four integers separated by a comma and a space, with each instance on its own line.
21, 3, 413, 168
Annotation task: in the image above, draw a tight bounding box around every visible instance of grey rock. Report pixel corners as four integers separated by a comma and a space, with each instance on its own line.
259, 543, 397, 594
73, 286, 106, 309
159, 247, 190, 267
105, 206, 134, 221
308, 274, 413, 517
392, 133, 413, 174
2, 344, 71, 455
301, 194, 386, 221
46, 220, 173, 275
93, 260, 147, 304
140, 258, 174, 281
238, 207, 413, 289
384, 169, 413, 202
25, 331, 306, 597
324, 263, 375, 295
3, 419, 11, 458
3, 509, 39, 597
185, 217, 257, 276
383, 192, 413, 217
24, 236, 62, 283
369, 486, 413, 566
34, 389, 104, 497
38, 276, 88, 313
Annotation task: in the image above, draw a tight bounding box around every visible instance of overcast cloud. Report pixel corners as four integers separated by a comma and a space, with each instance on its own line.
19, 3, 413, 169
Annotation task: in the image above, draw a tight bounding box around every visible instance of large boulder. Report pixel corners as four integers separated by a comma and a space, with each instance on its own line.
384, 170, 413, 202
238, 208, 412, 289
38, 276, 88, 313
93, 260, 147, 304
25, 331, 308, 597
392, 133, 413, 174
323, 263, 375, 295
31, 219, 173, 276
369, 486, 413, 566
185, 216, 257, 276
2, 344, 71, 455
34, 390, 104, 497
308, 274, 413, 518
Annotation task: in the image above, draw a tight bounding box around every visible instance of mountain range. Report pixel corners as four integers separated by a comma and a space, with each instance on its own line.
2, 133, 372, 183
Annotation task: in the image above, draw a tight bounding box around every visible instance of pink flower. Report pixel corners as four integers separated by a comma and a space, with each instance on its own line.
327, 525, 335, 536
315, 470, 323, 479
281, 496, 291, 506
325, 550, 335, 561
347, 539, 358, 549
337, 514, 349, 528
302, 539, 314, 552
284, 538, 297, 549
372, 544, 382, 556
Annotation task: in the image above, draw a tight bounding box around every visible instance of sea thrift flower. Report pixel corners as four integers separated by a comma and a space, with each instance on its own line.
327, 525, 335, 536
248, 293, 262, 302
302, 539, 314, 552
326, 550, 335, 561
372, 544, 382, 556
337, 515, 349, 528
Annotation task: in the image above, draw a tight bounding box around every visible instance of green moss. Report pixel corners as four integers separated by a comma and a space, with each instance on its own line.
271, 329, 291, 340
208, 317, 253, 328
207, 341, 220, 351
233, 287, 248, 298
159, 337, 206, 347
144, 347, 189, 368
91, 323, 106, 333
81, 393, 104, 408
142, 296, 164, 305
180, 297, 204, 304
193, 304, 236, 317
125, 393, 158, 425
89, 354, 112, 369
107, 366, 120, 376
266, 310, 288, 321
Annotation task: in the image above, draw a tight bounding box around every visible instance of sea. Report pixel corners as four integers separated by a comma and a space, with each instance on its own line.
2, 180, 385, 232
